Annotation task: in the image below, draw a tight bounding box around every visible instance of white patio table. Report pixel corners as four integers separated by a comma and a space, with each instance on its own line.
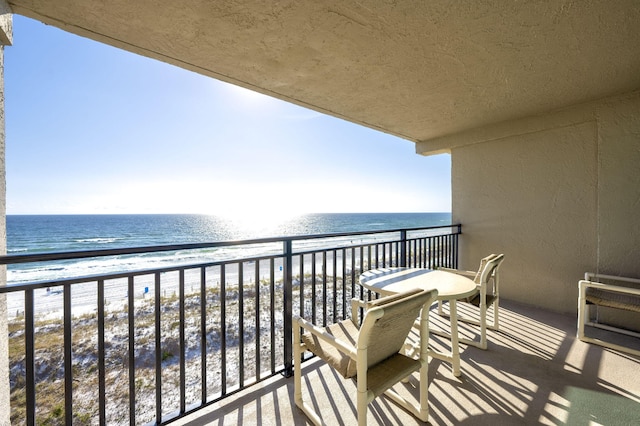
359, 267, 477, 377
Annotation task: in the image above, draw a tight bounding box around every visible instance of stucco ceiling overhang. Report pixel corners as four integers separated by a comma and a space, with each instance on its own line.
7, 1, 640, 154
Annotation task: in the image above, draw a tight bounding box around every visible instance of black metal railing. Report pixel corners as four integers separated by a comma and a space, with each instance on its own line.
0, 224, 461, 425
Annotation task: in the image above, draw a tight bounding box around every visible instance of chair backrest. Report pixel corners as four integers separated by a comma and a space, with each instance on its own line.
358, 288, 438, 368
473, 253, 505, 287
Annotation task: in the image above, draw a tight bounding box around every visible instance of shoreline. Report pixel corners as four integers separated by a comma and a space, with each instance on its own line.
6, 251, 364, 320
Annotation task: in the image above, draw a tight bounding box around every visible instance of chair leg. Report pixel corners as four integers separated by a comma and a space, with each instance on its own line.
418, 309, 430, 422
357, 390, 368, 426
293, 324, 303, 409
577, 285, 586, 340
479, 300, 487, 350
293, 323, 323, 426
418, 363, 429, 421
457, 302, 494, 350
356, 347, 369, 426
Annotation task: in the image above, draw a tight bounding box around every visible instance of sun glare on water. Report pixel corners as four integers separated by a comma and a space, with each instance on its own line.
215, 207, 305, 238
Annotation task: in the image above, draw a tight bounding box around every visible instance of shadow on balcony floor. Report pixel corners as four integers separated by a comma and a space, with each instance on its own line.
173, 299, 640, 425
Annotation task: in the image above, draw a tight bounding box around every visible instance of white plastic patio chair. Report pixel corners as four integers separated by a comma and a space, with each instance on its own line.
293, 287, 438, 426
578, 272, 640, 357
439, 253, 505, 350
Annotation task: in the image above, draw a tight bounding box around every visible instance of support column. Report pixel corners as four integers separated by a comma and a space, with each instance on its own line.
0, 2, 12, 425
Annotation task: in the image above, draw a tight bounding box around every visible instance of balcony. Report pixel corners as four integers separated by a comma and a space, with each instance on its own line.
174, 299, 640, 425
2, 224, 639, 425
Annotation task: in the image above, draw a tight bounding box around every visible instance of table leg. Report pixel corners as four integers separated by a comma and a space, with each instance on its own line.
449, 299, 461, 377
427, 298, 463, 377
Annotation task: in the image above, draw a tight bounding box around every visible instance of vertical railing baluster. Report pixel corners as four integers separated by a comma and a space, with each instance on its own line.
98, 280, 106, 425
375, 244, 379, 269
179, 269, 186, 414
311, 253, 317, 324
399, 230, 406, 267
443, 235, 448, 267
283, 240, 293, 377
444, 235, 448, 266
221, 265, 227, 395
154, 273, 162, 423
200, 267, 207, 404
359, 246, 365, 303
411, 238, 414, 266
255, 260, 261, 380
299, 255, 305, 318
424, 237, 428, 267
381, 243, 387, 268
431, 236, 436, 268
390, 242, 394, 266
25, 289, 36, 426
341, 248, 346, 320
423, 238, 427, 268
391, 242, 395, 266
433, 236, 437, 267
322, 251, 327, 327
270, 259, 275, 374
64, 283, 73, 425
350, 247, 356, 300
127, 276, 135, 426
332, 250, 337, 323
239, 262, 245, 387
455, 230, 460, 267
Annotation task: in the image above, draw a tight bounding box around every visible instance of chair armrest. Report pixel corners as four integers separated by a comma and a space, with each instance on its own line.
439, 267, 476, 278
351, 298, 367, 310
350, 298, 367, 323
294, 315, 357, 359
579, 280, 640, 296
584, 273, 640, 287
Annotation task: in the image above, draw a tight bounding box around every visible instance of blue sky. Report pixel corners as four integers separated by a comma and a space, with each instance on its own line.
5, 16, 451, 217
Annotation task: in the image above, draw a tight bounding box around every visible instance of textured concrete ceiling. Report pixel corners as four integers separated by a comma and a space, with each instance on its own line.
7, 1, 640, 150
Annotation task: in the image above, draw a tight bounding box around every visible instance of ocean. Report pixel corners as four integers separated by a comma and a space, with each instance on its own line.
6, 213, 451, 284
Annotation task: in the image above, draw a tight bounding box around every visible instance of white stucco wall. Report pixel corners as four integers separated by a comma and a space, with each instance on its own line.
451, 91, 640, 315
597, 94, 640, 278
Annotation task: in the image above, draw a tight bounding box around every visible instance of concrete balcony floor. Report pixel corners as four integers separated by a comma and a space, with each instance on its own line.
174, 300, 640, 425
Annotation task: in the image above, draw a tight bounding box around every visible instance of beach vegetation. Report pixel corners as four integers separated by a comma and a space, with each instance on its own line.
8, 269, 353, 424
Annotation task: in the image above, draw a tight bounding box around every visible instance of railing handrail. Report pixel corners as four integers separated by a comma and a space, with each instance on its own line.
0, 223, 461, 266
